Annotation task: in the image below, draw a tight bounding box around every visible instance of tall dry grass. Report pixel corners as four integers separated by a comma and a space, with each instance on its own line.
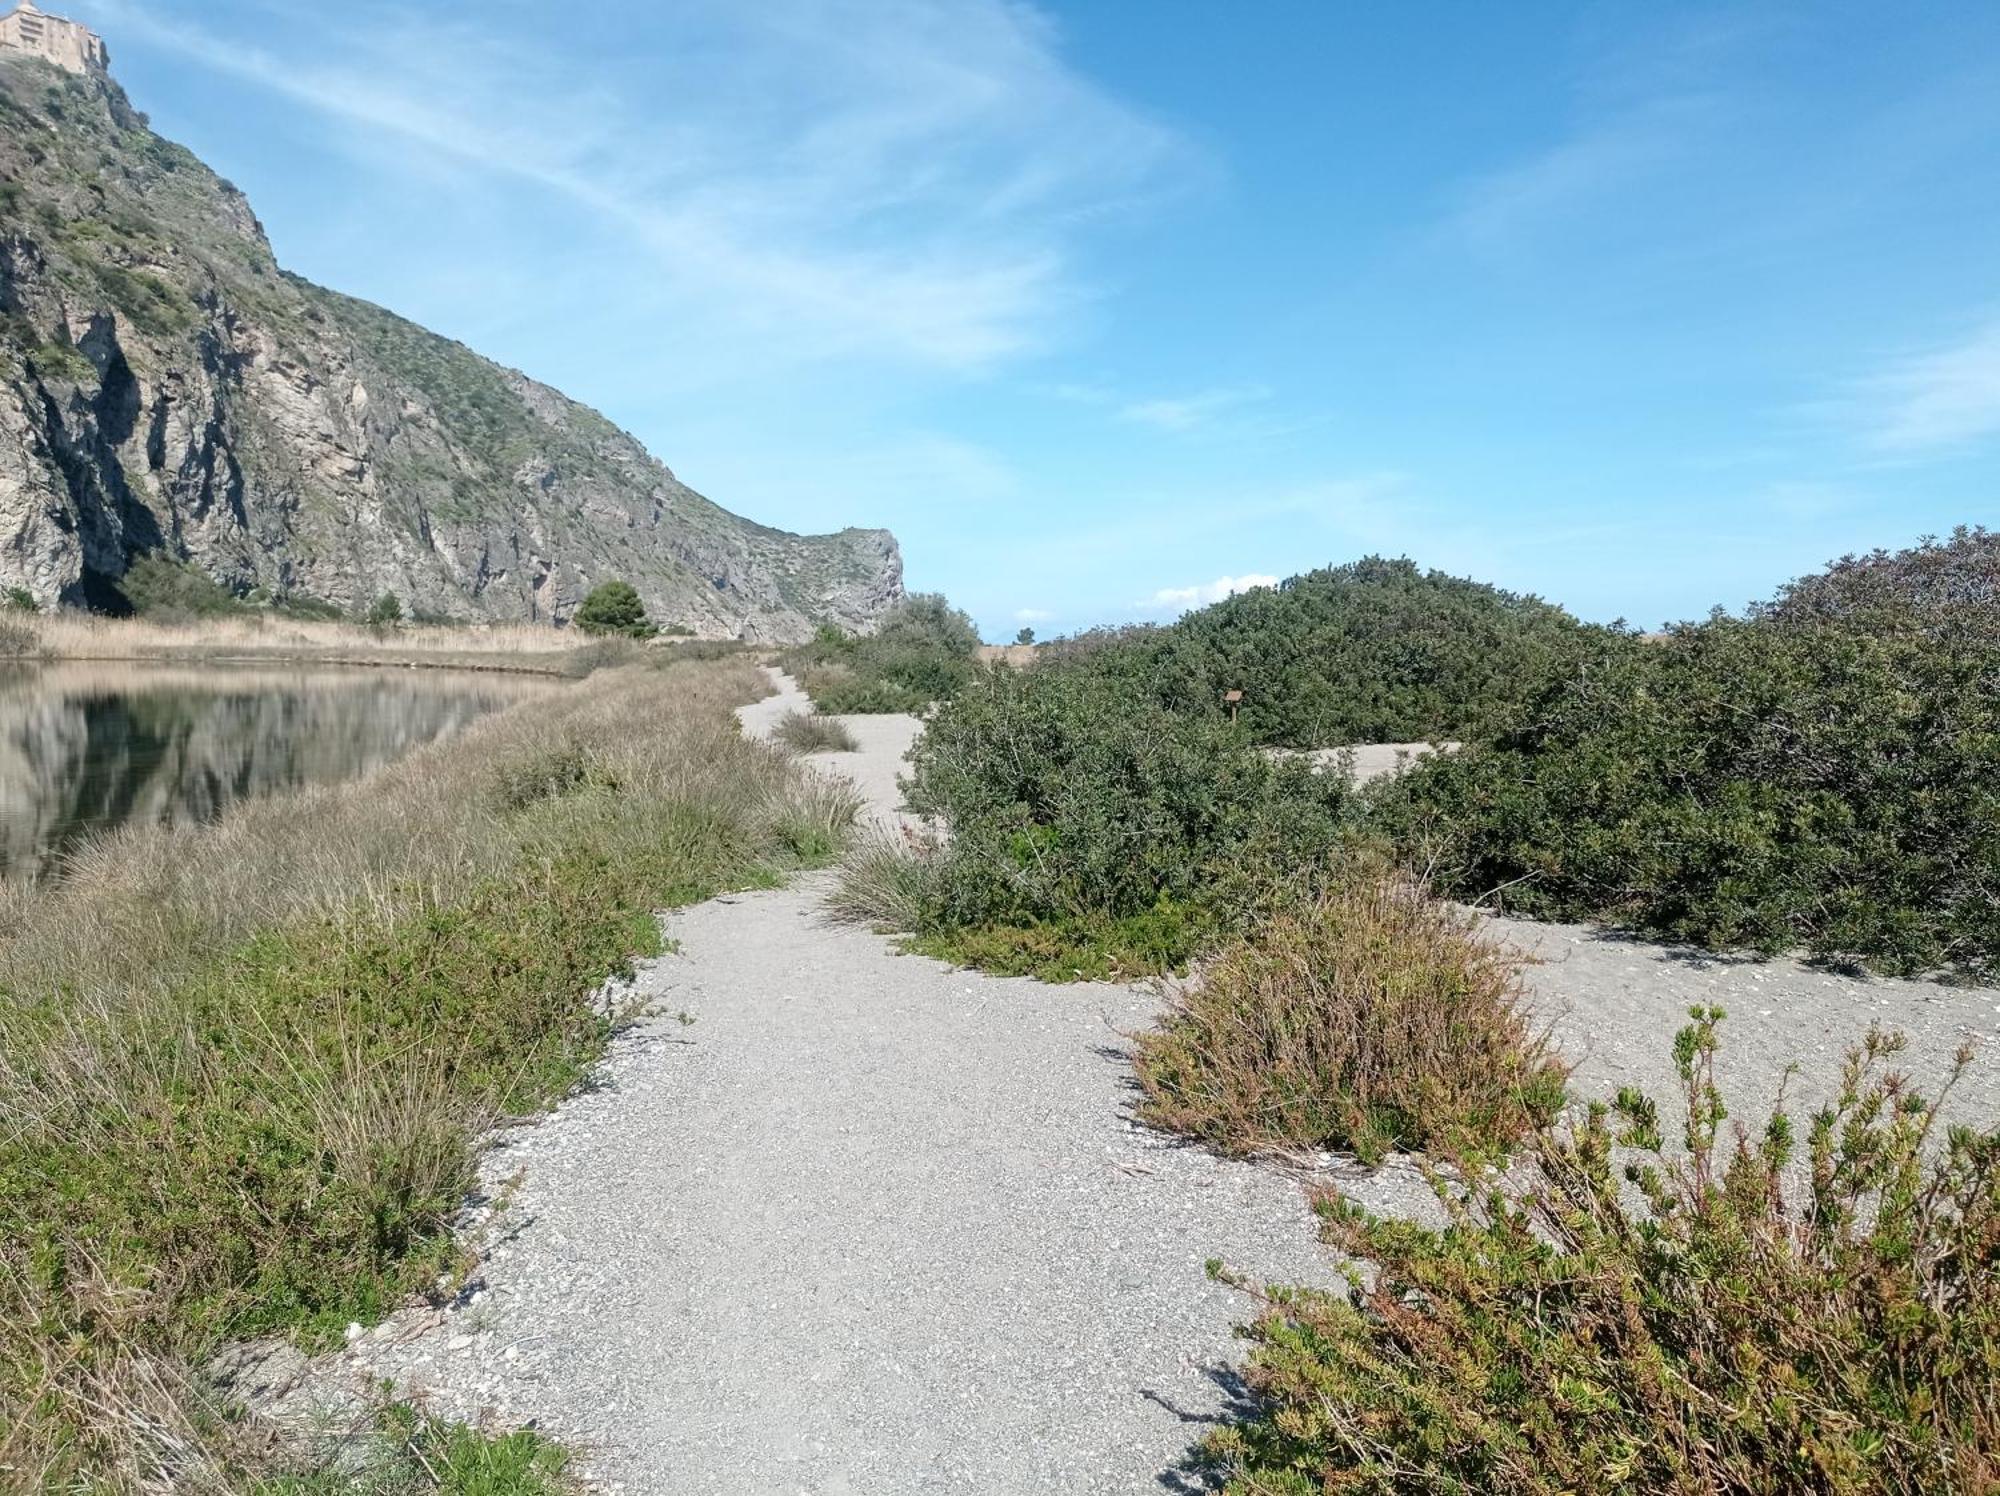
0, 611, 708, 676
0, 656, 856, 1489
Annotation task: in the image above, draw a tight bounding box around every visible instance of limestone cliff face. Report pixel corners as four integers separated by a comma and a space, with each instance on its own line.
0, 55, 904, 638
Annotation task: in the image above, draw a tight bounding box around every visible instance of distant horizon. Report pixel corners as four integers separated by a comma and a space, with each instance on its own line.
51, 0, 1999, 639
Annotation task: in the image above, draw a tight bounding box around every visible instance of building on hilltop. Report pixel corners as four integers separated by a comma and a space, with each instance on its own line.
0, 0, 106, 75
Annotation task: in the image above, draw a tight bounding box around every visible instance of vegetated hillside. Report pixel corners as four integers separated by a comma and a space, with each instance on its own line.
1376, 529, 2000, 978
0, 53, 902, 637
1067, 557, 1621, 746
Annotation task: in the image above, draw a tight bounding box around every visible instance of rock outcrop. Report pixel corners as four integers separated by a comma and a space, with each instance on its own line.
0, 52, 904, 638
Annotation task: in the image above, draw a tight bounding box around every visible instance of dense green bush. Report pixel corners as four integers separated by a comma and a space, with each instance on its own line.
1759, 525, 1998, 641
1200, 1013, 2000, 1495
117, 551, 243, 618
1135, 877, 1566, 1163
1111, 557, 1618, 747
1374, 609, 2000, 977
788, 593, 980, 713
840, 664, 1355, 977
573, 579, 656, 638
365, 591, 403, 626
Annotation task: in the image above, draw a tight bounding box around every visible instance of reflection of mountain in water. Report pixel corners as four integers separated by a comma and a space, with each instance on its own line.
0, 665, 550, 880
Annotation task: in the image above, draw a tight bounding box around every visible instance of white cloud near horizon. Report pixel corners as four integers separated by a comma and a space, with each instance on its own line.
1137, 573, 1279, 615
1013, 607, 1055, 622
76, 0, 1186, 374
1852, 318, 2000, 455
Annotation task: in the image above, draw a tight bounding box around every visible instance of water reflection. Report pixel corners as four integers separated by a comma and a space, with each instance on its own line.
0, 663, 555, 880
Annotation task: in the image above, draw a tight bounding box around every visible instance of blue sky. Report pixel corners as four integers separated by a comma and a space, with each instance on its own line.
59, 0, 1999, 637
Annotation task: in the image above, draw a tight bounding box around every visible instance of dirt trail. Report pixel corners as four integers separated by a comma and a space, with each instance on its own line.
348, 674, 2000, 1493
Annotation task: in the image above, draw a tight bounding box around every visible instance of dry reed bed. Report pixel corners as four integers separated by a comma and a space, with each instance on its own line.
0, 656, 858, 1489
4, 613, 645, 676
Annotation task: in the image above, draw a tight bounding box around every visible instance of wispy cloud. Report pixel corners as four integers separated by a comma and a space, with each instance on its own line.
1013, 607, 1054, 622
1137, 573, 1278, 616
1451, 103, 1700, 248
1118, 385, 1271, 432
1850, 318, 2000, 455
1443, 14, 1748, 251
1050, 380, 1276, 434
77, 0, 1184, 373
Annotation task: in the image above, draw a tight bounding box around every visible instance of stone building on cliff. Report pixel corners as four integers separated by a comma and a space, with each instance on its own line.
0, 1, 107, 75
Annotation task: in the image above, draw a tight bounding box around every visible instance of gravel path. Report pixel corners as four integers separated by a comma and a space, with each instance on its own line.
339, 676, 1999, 1492
349, 675, 1338, 1492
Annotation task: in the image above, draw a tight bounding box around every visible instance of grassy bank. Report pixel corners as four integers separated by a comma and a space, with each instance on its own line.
0, 655, 856, 1489
0, 612, 747, 677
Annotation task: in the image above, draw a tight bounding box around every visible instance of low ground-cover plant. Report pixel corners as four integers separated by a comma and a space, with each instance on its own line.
1135, 878, 1566, 1163
772, 709, 859, 754
1374, 604, 2000, 977
261, 1401, 573, 1494
0, 659, 851, 1487
836, 664, 1356, 978
1200, 1012, 2000, 1495
787, 593, 980, 714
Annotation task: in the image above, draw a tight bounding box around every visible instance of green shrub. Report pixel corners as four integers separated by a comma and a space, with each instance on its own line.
847, 665, 1355, 976
772, 709, 859, 754
871, 592, 981, 656
272, 594, 344, 622
1112, 556, 1619, 747
1375, 609, 2000, 977
801, 666, 932, 715
572, 580, 656, 639
365, 592, 403, 626
1135, 877, 1565, 1163
26, 339, 95, 383
117, 551, 243, 619
1759, 525, 1998, 642
1199, 1011, 2000, 1495
786, 593, 980, 713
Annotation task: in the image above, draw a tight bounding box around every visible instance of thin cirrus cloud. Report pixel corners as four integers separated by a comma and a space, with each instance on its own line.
1137, 574, 1279, 616
1852, 318, 2000, 456
76, 0, 1187, 375
1118, 385, 1273, 433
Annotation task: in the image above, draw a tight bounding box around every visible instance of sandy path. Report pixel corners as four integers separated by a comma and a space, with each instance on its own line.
352, 677, 1337, 1492
346, 677, 1999, 1492
740, 668, 921, 833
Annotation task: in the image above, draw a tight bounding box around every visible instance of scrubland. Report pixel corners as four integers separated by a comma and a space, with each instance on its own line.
832, 528, 2000, 1493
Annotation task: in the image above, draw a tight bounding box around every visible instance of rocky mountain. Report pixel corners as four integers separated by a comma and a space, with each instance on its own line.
0, 50, 903, 638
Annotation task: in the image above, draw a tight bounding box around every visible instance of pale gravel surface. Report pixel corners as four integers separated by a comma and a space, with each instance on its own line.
339, 675, 2000, 1493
